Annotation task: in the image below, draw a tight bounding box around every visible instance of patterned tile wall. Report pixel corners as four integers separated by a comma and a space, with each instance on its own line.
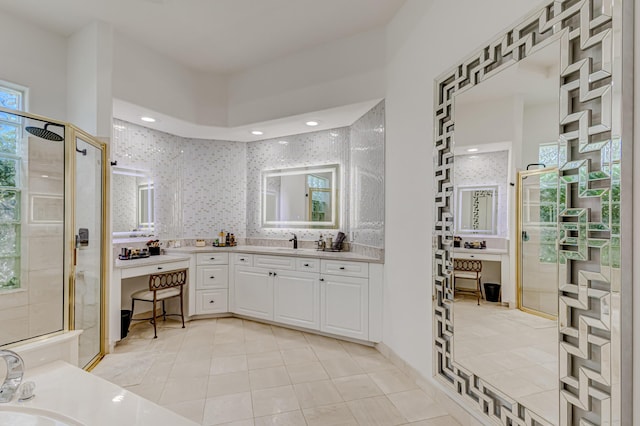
113, 102, 385, 247
112, 119, 246, 239
350, 100, 385, 248
454, 150, 509, 237
245, 128, 350, 241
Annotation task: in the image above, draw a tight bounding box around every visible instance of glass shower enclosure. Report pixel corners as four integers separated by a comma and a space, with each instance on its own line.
0, 106, 107, 370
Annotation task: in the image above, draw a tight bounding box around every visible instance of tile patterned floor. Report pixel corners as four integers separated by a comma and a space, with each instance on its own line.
93, 317, 460, 426
453, 298, 558, 423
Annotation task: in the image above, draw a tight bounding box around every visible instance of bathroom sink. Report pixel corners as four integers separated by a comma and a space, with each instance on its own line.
0, 406, 84, 426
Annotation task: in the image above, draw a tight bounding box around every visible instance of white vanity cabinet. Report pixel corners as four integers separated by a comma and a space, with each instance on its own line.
319, 260, 369, 340
195, 252, 229, 314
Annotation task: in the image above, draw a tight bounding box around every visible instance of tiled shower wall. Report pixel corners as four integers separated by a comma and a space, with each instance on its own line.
112, 101, 385, 249
454, 150, 509, 237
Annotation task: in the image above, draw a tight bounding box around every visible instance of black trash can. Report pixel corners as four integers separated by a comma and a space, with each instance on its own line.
484, 283, 501, 302
121, 310, 132, 339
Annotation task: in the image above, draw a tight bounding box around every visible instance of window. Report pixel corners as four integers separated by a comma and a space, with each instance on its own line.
0, 83, 24, 289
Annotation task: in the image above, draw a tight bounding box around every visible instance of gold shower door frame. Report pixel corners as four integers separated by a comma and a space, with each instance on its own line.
516, 168, 558, 320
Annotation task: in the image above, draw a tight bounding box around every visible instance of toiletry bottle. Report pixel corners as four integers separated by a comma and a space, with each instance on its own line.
219, 230, 225, 246
230, 234, 235, 246
225, 232, 230, 246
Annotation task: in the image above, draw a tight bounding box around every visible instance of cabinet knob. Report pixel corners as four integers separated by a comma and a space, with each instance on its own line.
240, 258, 245, 261
273, 272, 277, 276
210, 257, 216, 260
209, 300, 215, 304
320, 278, 324, 282
210, 276, 215, 279
339, 267, 345, 270
304, 263, 309, 267
157, 267, 163, 270
269, 272, 273, 276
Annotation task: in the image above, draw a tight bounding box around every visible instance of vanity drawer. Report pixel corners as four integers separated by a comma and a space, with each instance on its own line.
320, 260, 368, 278
120, 261, 189, 279
233, 253, 253, 266
454, 253, 501, 262
253, 255, 296, 271
197, 265, 229, 289
196, 289, 228, 314
196, 253, 229, 265
296, 258, 320, 273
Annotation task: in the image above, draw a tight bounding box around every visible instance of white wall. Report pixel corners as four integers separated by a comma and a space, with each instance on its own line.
0, 13, 67, 120
383, 0, 543, 378
112, 31, 228, 127
67, 21, 113, 138
228, 28, 386, 126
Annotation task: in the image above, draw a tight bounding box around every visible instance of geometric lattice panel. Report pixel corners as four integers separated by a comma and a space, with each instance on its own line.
432, 1, 623, 424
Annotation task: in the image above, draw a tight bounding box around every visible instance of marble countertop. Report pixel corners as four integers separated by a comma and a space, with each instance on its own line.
165, 245, 382, 263
5, 360, 197, 426
114, 254, 191, 269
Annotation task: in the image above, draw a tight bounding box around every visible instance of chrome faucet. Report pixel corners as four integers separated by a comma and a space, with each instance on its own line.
289, 233, 298, 249
0, 349, 24, 403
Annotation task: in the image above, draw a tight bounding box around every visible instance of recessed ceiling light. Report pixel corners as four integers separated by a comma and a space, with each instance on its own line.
140, 116, 156, 123
278, 140, 288, 145
251, 130, 264, 135
466, 148, 479, 152
305, 121, 319, 127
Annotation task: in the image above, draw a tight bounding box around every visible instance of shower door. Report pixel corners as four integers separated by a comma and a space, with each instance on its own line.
72, 131, 106, 369
517, 169, 559, 318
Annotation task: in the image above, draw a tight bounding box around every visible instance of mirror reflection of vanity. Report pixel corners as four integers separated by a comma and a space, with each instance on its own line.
262, 164, 339, 228
433, 2, 627, 425
112, 167, 155, 238
456, 185, 497, 235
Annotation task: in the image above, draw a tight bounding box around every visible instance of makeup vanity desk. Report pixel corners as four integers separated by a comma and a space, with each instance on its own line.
452, 248, 510, 304
109, 254, 191, 349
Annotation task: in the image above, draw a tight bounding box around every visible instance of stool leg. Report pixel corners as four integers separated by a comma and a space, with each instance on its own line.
476, 278, 481, 306
162, 300, 167, 321
179, 288, 185, 329
152, 294, 158, 339
129, 298, 135, 334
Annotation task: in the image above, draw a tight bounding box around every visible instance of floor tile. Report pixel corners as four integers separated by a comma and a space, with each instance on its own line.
347, 396, 407, 426
170, 357, 212, 378
254, 410, 306, 426
280, 346, 318, 365
208, 371, 251, 398
210, 354, 248, 375
251, 385, 300, 417
248, 351, 284, 370
302, 402, 358, 426
368, 368, 418, 394
332, 374, 383, 401
124, 382, 164, 403
293, 379, 343, 409
387, 389, 448, 422
245, 337, 279, 354
285, 361, 330, 384
160, 376, 208, 404
320, 357, 364, 378
249, 366, 291, 390
407, 415, 462, 425
213, 342, 247, 357
163, 398, 205, 424
203, 392, 254, 425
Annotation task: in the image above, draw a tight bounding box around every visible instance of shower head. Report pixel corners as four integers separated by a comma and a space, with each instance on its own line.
25, 123, 63, 142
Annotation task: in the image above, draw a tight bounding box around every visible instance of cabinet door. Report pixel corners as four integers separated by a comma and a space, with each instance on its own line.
233, 266, 273, 320
274, 270, 319, 330
320, 275, 368, 340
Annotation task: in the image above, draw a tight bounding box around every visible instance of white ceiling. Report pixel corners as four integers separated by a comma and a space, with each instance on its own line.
0, 0, 405, 74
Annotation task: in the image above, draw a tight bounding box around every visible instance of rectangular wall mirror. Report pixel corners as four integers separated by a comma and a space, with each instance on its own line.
112, 166, 154, 237
456, 185, 497, 235
262, 164, 339, 228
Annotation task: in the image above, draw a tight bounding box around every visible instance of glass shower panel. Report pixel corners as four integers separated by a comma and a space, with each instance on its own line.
0, 113, 66, 346
74, 136, 104, 368
519, 170, 558, 317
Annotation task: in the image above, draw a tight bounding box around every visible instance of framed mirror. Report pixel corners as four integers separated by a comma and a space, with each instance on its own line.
262, 164, 339, 228
432, 2, 629, 425
456, 185, 497, 235
112, 166, 154, 237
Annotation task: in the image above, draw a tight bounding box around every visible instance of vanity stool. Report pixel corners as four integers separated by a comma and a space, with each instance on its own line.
453, 259, 483, 305
130, 268, 187, 338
